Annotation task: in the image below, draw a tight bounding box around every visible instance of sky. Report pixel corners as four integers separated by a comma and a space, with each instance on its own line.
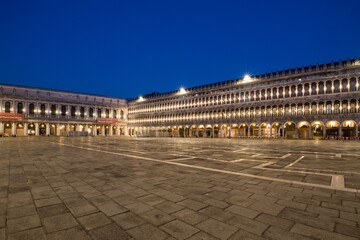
1, 0, 359, 99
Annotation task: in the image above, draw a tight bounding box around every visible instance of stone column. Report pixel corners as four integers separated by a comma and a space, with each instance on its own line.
12, 122, 16, 135
247, 126, 251, 137
124, 126, 129, 136
109, 125, 113, 136
212, 127, 215, 138
56, 124, 61, 136
258, 126, 261, 137
24, 123, 28, 136
355, 124, 359, 138
102, 126, 105, 136
323, 127, 327, 139
66, 124, 70, 132
308, 126, 312, 139
339, 125, 343, 138
93, 125, 97, 136
35, 123, 39, 136
46, 123, 50, 136
270, 127, 272, 139
116, 127, 120, 136
0, 122, 4, 134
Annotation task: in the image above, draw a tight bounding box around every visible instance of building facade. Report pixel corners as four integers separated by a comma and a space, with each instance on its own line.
128, 59, 360, 140
0, 85, 128, 136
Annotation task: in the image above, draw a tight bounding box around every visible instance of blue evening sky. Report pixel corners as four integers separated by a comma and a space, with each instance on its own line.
1, 0, 359, 99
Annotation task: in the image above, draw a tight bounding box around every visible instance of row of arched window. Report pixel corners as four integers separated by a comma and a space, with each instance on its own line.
2, 102, 125, 119
129, 99, 360, 124
130, 77, 359, 114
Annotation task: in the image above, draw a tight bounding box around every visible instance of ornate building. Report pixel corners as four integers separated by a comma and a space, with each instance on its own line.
0, 84, 127, 136
128, 59, 360, 140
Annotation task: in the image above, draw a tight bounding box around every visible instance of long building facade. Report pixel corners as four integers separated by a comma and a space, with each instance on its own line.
128, 59, 360, 140
0, 85, 127, 136
1, 58, 360, 139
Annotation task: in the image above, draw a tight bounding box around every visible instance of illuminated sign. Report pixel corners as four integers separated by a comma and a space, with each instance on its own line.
0, 113, 24, 121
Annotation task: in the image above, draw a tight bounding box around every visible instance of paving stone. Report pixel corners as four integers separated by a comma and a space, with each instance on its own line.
37, 203, 69, 218
127, 223, 168, 240
291, 223, 357, 240
112, 212, 145, 230
7, 215, 42, 233
43, 213, 78, 233
227, 215, 268, 236
229, 229, 266, 240
187, 231, 219, 240
204, 198, 229, 209
172, 208, 208, 225
137, 194, 166, 206
154, 201, 185, 214
306, 204, 339, 217
0, 228, 4, 240
321, 202, 355, 213
34, 196, 62, 208
89, 223, 130, 240
200, 206, 235, 222
7, 227, 46, 240
160, 220, 199, 240
263, 226, 312, 240
249, 201, 285, 216
276, 199, 307, 210
113, 194, 138, 205
7, 204, 37, 219
63, 197, 98, 217
178, 199, 208, 211
8, 191, 33, 208
335, 223, 360, 238
279, 207, 334, 231
339, 211, 360, 222
141, 209, 175, 226
125, 201, 153, 214
31, 186, 57, 199
196, 218, 237, 239
78, 212, 112, 230
255, 213, 295, 230
97, 201, 128, 216
226, 204, 260, 219
88, 195, 112, 207
0, 216, 4, 228
47, 226, 91, 240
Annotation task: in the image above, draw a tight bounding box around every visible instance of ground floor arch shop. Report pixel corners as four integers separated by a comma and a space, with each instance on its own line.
129, 118, 360, 140
0, 121, 128, 137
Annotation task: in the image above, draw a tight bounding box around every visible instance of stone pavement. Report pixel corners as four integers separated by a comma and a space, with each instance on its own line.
0, 137, 360, 240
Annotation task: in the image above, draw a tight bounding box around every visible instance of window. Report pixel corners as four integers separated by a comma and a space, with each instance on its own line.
89, 108, 94, 117
17, 102, 23, 114
61, 105, 66, 116
113, 110, 117, 118
80, 107, 84, 118
51, 105, 56, 116
5, 102, 10, 113
29, 104, 35, 114
97, 109, 102, 118
71, 106, 76, 117
40, 104, 46, 115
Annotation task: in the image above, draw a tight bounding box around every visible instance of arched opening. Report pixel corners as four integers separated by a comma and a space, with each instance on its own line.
190, 125, 197, 137
198, 125, 205, 138
230, 124, 238, 138
205, 125, 212, 138
239, 124, 248, 137
341, 120, 356, 139
50, 124, 57, 136
213, 125, 219, 138
39, 123, 46, 136
179, 126, 184, 138
249, 123, 258, 137
4, 122, 12, 135
16, 123, 24, 136
325, 121, 340, 139
28, 123, 36, 135
17, 103, 23, 114
284, 122, 296, 139
297, 121, 310, 140
221, 124, 228, 138
59, 124, 66, 136
271, 122, 282, 138
311, 121, 324, 139
260, 123, 270, 138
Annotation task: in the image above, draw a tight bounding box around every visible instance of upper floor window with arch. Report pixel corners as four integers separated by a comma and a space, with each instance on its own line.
5, 101, 11, 113
17, 102, 23, 114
